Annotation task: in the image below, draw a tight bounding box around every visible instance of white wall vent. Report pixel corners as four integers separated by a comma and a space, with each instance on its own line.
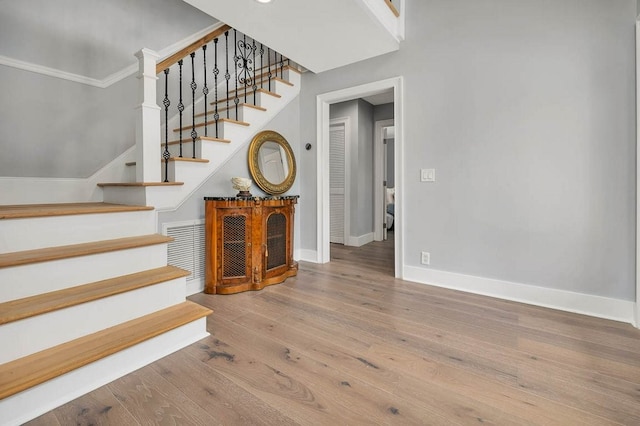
162, 220, 205, 285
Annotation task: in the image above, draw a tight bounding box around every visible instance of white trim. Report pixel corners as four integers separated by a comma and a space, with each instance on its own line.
297, 249, 319, 263
186, 278, 204, 296
0, 23, 225, 88
374, 119, 394, 241
330, 117, 351, 246
347, 232, 375, 247
316, 77, 404, 277
635, 19, 640, 328
404, 266, 636, 325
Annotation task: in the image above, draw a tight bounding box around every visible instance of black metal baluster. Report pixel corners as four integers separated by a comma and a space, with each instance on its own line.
233, 29, 239, 120
202, 44, 209, 137
190, 52, 197, 158
225, 31, 230, 119
177, 60, 184, 158
162, 69, 170, 183
213, 38, 219, 138
252, 39, 257, 106
267, 47, 272, 92
243, 34, 248, 104
260, 43, 264, 90
279, 53, 284, 79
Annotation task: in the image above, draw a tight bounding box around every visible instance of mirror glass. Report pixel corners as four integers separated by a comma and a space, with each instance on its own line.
248, 130, 296, 195
258, 141, 289, 184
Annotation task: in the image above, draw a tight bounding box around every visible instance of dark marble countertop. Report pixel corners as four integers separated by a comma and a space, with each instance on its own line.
204, 195, 299, 201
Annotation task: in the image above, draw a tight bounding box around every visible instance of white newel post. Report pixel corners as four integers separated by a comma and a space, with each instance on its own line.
135, 48, 161, 182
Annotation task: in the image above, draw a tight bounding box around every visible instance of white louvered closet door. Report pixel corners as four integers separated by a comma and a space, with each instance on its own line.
330, 123, 345, 244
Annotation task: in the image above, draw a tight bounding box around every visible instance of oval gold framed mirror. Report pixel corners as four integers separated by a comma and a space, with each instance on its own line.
248, 130, 296, 195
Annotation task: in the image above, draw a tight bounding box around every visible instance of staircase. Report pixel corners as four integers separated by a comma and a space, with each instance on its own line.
0, 24, 301, 425
0, 204, 211, 425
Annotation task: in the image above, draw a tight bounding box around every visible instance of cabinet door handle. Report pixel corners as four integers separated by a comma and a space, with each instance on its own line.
263, 243, 268, 257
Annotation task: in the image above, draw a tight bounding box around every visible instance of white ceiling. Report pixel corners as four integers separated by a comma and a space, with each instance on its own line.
183, 0, 401, 73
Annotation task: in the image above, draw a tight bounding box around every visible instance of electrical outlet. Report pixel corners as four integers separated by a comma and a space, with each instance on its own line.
421, 251, 430, 265
421, 168, 435, 182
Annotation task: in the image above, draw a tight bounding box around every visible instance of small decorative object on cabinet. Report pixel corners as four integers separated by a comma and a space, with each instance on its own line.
204, 196, 298, 294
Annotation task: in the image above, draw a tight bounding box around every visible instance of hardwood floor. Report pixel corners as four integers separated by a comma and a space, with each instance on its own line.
26, 237, 640, 425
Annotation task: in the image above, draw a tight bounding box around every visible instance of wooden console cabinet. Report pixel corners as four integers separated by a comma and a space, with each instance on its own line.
204, 196, 298, 294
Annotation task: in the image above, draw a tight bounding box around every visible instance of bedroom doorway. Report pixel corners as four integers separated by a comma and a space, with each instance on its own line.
317, 77, 404, 279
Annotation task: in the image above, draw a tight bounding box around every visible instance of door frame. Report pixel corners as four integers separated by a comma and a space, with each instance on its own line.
316, 76, 404, 278
374, 119, 394, 242
635, 19, 640, 328
329, 117, 351, 245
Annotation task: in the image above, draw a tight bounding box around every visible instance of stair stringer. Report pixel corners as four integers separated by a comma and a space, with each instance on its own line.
102, 72, 300, 211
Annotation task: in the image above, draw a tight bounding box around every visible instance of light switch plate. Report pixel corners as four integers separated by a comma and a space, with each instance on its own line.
421, 168, 435, 182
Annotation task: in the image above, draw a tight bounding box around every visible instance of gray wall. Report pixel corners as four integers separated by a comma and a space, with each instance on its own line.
386, 138, 395, 188
373, 102, 394, 122
0, 0, 215, 178
299, 0, 636, 300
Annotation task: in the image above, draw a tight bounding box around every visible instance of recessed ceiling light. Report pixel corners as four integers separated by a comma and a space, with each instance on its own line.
255, 0, 273, 3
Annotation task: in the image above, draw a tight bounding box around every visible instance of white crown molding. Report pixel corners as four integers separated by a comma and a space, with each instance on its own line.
0, 22, 225, 89
0, 55, 109, 87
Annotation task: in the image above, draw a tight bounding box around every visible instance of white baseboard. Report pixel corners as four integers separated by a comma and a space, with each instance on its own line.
297, 249, 319, 263
347, 232, 374, 248
403, 266, 635, 325
186, 278, 205, 296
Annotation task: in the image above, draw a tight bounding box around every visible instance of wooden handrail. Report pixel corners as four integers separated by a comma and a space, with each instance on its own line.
156, 24, 232, 74
384, 0, 400, 17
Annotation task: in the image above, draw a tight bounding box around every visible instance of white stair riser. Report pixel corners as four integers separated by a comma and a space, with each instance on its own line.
0, 318, 208, 426
0, 210, 155, 254
102, 186, 149, 206
165, 141, 199, 158
0, 278, 186, 364
237, 106, 265, 123
0, 244, 168, 303
164, 160, 210, 182
282, 69, 301, 85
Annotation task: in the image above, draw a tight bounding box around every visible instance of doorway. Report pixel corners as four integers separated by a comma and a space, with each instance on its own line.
316, 77, 404, 278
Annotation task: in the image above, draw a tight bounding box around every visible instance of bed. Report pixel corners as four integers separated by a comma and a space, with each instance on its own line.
386, 187, 395, 230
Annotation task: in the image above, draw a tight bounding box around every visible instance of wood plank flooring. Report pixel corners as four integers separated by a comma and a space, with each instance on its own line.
26, 236, 640, 425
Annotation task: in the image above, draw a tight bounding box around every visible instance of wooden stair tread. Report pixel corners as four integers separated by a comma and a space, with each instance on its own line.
126, 157, 211, 167
0, 203, 153, 220
173, 117, 249, 133
97, 181, 184, 187
194, 103, 266, 119
0, 234, 172, 269
0, 265, 190, 325
0, 301, 212, 400
164, 136, 231, 145
167, 157, 209, 163
211, 88, 281, 106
